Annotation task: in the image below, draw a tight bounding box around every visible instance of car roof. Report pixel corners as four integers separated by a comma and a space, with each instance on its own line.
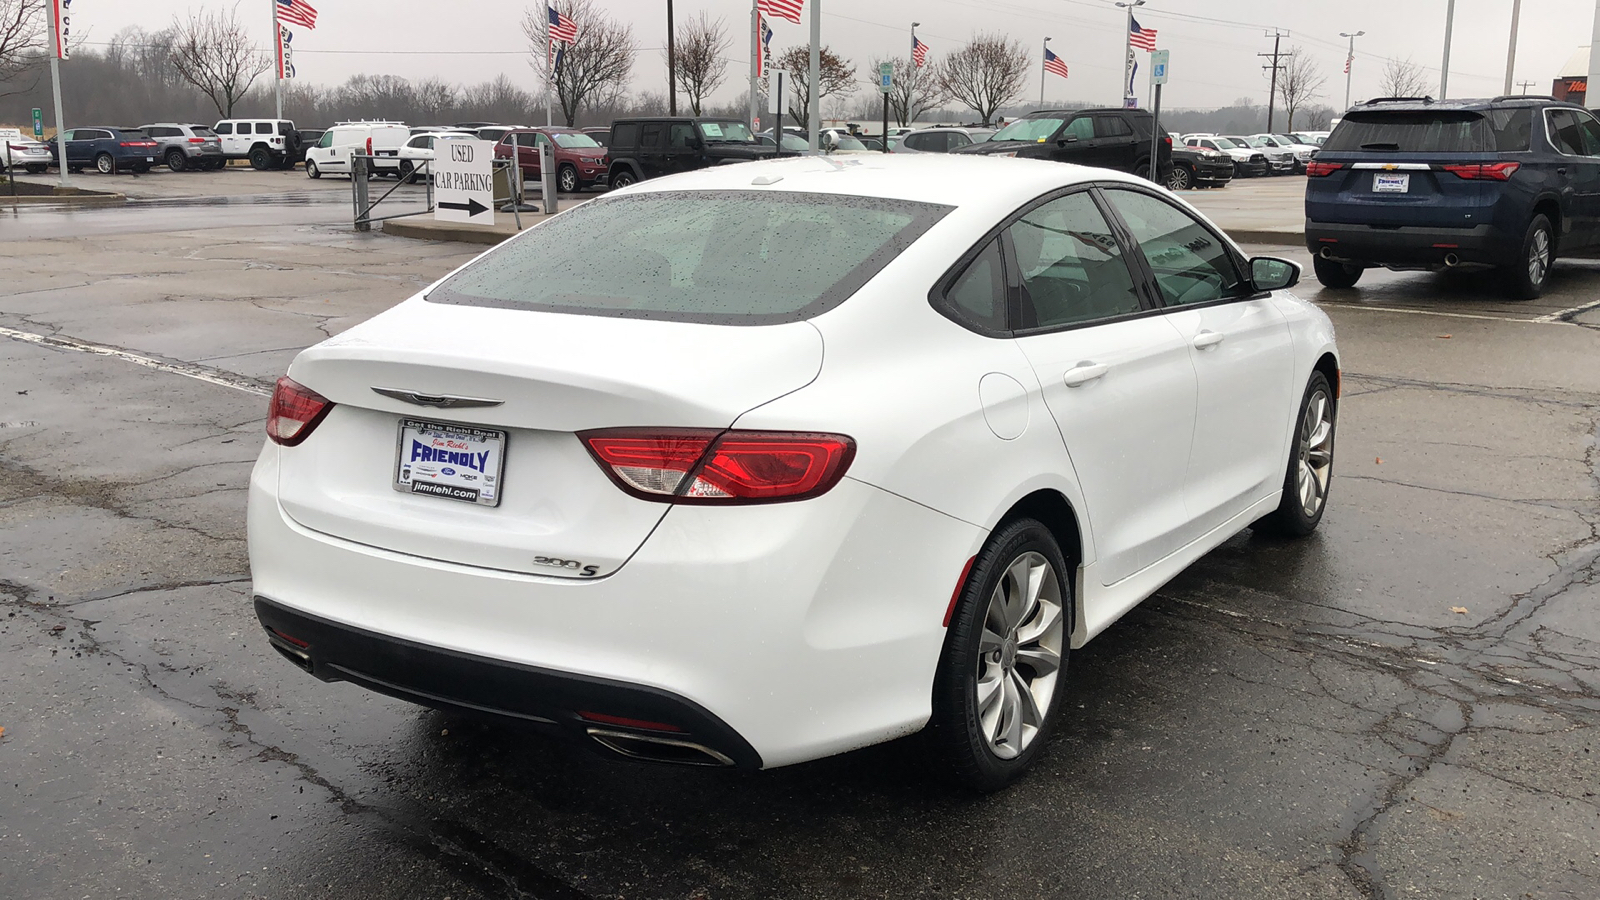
1350, 96, 1580, 114
622, 154, 1149, 215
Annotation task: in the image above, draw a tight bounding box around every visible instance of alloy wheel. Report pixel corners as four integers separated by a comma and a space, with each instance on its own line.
975, 551, 1064, 760
1296, 388, 1334, 517
1528, 226, 1551, 287
1167, 166, 1191, 190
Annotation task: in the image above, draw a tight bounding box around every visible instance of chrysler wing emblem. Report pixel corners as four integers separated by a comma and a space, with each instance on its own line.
371, 387, 504, 409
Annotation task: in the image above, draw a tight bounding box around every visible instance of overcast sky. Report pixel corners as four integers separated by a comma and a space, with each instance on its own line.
77, 0, 1600, 111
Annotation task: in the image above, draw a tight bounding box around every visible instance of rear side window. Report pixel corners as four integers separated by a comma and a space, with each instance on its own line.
278, 122, 294, 135
940, 239, 1007, 333
1103, 189, 1247, 307
640, 124, 665, 150
429, 191, 951, 325
1009, 191, 1141, 329
1322, 111, 1532, 153
1095, 116, 1133, 138
611, 123, 637, 148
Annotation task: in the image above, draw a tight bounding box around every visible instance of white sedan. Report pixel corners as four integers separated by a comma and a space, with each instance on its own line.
249, 155, 1339, 790
396, 130, 477, 183
1, 128, 53, 173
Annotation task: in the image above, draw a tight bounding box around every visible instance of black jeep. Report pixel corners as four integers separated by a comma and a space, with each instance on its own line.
953, 107, 1173, 181
606, 118, 776, 188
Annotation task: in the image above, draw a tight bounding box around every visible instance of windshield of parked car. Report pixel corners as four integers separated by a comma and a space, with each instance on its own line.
1207, 137, 1240, 150
1232, 136, 1268, 148
1321, 109, 1531, 153
552, 132, 602, 148
429, 191, 952, 325
700, 121, 755, 142
830, 134, 868, 150
779, 134, 809, 150
1272, 134, 1300, 145
991, 117, 1064, 142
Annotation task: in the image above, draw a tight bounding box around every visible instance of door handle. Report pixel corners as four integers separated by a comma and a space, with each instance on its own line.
1192, 330, 1226, 350
1557, 167, 1568, 175
1062, 362, 1109, 387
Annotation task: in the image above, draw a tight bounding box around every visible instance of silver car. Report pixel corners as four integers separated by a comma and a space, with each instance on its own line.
894, 126, 995, 153
139, 123, 226, 172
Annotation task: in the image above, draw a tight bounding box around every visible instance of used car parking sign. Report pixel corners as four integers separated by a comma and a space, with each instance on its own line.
433, 139, 495, 225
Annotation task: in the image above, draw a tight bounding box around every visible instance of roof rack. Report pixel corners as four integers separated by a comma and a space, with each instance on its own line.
1491, 94, 1559, 103
1363, 96, 1435, 105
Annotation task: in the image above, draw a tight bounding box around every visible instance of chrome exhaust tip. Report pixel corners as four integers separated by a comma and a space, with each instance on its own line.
1444, 252, 1460, 267
1319, 246, 1334, 259
586, 728, 736, 767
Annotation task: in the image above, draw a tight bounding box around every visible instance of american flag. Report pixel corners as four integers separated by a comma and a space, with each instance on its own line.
1129, 17, 1157, 52
276, 0, 317, 31
757, 14, 773, 77
757, 0, 803, 25
548, 5, 577, 44
1043, 47, 1068, 80
912, 37, 929, 68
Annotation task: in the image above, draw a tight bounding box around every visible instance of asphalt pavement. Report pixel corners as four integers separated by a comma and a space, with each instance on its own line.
1, 181, 1598, 899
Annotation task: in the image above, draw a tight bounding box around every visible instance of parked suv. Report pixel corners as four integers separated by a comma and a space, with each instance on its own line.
47, 127, 159, 174
606, 117, 775, 188
1305, 96, 1578, 299
214, 119, 300, 170
895, 126, 994, 153
494, 127, 610, 192
954, 108, 1172, 180
1167, 142, 1234, 190
139, 123, 224, 172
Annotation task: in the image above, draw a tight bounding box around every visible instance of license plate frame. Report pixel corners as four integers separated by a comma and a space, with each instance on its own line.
1372, 173, 1410, 193
392, 418, 506, 507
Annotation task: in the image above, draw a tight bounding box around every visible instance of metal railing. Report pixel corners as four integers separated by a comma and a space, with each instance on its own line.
350, 153, 524, 232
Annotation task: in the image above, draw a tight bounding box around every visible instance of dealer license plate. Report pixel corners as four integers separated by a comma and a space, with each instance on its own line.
393, 418, 506, 507
1372, 173, 1410, 193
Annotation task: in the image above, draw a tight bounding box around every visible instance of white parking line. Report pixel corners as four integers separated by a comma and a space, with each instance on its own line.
1315, 303, 1565, 324
1532, 298, 1600, 323
0, 326, 272, 397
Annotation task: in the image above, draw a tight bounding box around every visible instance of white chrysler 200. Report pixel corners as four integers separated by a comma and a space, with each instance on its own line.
249, 154, 1338, 790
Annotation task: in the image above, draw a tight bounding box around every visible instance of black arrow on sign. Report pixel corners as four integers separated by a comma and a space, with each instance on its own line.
438, 198, 488, 217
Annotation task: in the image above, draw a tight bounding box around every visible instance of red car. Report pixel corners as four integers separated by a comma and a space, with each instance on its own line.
493, 128, 610, 192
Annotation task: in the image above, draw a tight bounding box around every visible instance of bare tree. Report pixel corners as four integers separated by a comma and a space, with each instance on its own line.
1378, 57, 1430, 99
169, 4, 271, 117
524, 0, 636, 127
935, 34, 1029, 126
1275, 48, 1326, 131
773, 45, 855, 129
871, 56, 946, 127
0, 0, 45, 93
670, 12, 728, 117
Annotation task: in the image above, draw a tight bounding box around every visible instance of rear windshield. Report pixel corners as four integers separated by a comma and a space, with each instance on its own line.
1323, 109, 1533, 153
190, 127, 217, 137
428, 191, 951, 325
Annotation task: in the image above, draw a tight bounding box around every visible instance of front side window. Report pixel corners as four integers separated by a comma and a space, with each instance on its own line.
1104, 189, 1246, 306
214, 123, 233, 135
1008, 191, 1141, 329
317, 131, 334, 148
1576, 111, 1600, 156
430, 191, 951, 325
669, 123, 696, 148
1062, 117, 1096, 141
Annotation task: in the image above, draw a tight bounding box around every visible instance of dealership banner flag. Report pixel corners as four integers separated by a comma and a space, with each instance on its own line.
278, 25, 295, 79
51, 0, 72, 60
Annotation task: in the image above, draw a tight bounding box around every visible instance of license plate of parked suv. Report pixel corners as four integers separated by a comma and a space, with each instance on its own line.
1372, 173, 1409, 193
393, 418, 505, 507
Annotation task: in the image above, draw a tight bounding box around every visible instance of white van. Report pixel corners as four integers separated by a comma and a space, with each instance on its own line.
303, 121, 409, 179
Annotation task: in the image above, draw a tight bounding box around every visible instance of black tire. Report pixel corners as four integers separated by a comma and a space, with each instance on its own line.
558, 163, 579, 193
927, 518, 1071, 792
398, 160, 416, 184
166, 150, 187, 172
1255, 372, 1336, 537
68, 167, 82, 174
1313, 256, 1363, 289
306, 160, 321, 179
1166, 164, 1193, 191
95, 153, 114, 175
25, 164, 46, 174
248, 146, 271, 170
1133, 160, 1152, 180
1501, 213, 1553, 301
609, 168, 637, 189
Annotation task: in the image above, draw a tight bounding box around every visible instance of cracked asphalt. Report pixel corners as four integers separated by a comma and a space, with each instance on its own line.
1, 193, 1598, 900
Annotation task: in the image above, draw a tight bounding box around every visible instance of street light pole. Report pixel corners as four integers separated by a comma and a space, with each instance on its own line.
909, 21, 920, 128
666, 0, 677, 116
1340, 30, 1364, 110
1041, 36, 1051, 108
1503, 0, 1522, 95
1115, 0, 1145, 105
808, 0, 820, 153
1440, 0, 1456, 99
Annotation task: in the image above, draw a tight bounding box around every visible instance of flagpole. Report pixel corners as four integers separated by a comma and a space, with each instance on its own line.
272, 0, 283, 119
909, 21, 919, 126
545, 5, 554, 126
1340, 31, 1363, 110
807, 0, 819, 153
1116, 0, 1144, 105
1040, 37, 1049, 108
749, 0, 759, 131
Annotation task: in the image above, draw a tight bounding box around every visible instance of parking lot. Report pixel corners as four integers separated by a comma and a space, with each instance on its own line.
1, 173, 1598, 899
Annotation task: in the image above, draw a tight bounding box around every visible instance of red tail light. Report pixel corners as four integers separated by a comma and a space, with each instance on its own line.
580, 428, 855, 504
1442, 162, 1520, 181
188, 137, 207, 143
1305, 160, 1343, 177
267, 376, 334, 446
1162, 135, 1172, 146
366, 137, 373, 155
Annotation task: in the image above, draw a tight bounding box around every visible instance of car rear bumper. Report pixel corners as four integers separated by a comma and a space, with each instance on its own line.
1305, 220, 1516, 267
247, 444, 984, 769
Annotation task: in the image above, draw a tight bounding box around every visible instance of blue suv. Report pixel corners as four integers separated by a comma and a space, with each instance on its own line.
46, 127, 160, 175
1304, 96, 1591, 299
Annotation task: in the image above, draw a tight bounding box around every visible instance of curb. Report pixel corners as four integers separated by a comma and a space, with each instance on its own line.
1, 191, 126, 206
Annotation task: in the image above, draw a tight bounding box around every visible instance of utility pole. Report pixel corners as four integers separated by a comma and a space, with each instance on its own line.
1587, 0, 1600, 110
1516, 79, 1536, 94
1503, 0, 1522, 96
1041, 36, 1051, 108
1259, 31, 1289, 133
666, 0, 677, 116
1441, 0, 1456, 99
1340, 30, 1364, 110
1115, 0, 1145, 106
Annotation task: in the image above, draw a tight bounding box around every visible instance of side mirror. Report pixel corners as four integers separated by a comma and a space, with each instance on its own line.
1058, 135, 1078, 146
1250, 257, 1301, 292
